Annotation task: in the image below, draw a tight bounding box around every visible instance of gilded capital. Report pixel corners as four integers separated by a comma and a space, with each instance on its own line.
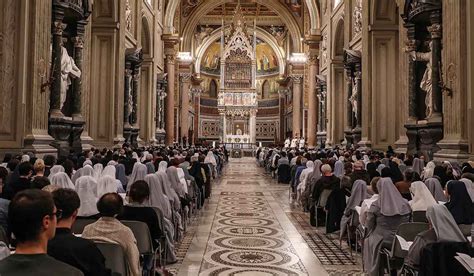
290, 74, 304, 83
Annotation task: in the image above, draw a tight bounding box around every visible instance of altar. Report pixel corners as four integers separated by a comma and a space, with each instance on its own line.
225, 134, 250, 143
217, 5, 258, 146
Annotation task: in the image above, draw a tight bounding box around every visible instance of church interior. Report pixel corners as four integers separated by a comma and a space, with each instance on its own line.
0, 0, 474, 275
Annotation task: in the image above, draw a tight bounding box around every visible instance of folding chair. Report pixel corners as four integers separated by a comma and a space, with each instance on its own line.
95, 242, 127, 276
314, 189, 332, 228
121, 220, 158, 276
381, 222, 429, 273
411, 211, 428, 223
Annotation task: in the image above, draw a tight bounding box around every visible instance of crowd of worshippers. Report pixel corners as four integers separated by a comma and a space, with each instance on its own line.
257, 146, 474, 276
0, 145, 227, 276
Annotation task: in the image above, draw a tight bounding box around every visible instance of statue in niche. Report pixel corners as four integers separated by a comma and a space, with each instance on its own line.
321, 35, 328, 65
410, 41, 433, 118
125, 0, 132, 31
127, 74, 133, 122
60, 45, 81, 111
353, 0, 362, 35
349, 78, 358, 120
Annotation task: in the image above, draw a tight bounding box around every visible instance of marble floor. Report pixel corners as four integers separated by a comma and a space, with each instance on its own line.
173, 158, 363, 276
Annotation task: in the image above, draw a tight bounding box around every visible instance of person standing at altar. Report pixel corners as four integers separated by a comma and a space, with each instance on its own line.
299, 137, 305, 150
284, 137, 291, 149
291, 136, 298, 150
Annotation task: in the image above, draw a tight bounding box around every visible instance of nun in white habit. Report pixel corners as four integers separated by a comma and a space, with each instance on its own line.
409, 181, 438, 211
167, 166, 186, 198
405, 204, 467, 268
340, 179, 370, 239
49, 172, 74, 190
157, 161, 181, 211
422, 161, 436, 180
145, 174, 172, 220
101, 165, 125, 193
424, 177, 447, 202
144, 174, 177, 263
75, 175, 99, 218
48, 165, 65, 179
71, 165, 94, 184
126, 162, 147, 192
296, 161, 314, 206
97, 175, 118, 198
363, 177, 411, 276
92, 163, 103, 180
158, 162, 184, 238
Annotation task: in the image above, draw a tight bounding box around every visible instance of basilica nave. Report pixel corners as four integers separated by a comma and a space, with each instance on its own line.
1, 0, 474, 275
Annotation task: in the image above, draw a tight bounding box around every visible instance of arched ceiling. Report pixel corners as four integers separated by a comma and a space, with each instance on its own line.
164, 0, 320, 51
180, 0, 303, 52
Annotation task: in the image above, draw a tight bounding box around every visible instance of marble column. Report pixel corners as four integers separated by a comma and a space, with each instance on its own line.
435, 0, 470, 160
71, 34, 84, 119
165, 52, 176, 145
291, 75, 303, 137
50, 19, 66, 117
428, 11, 443, 122
344, 70, 353, 131
249, 110, 257, 144
131, 67, 140, 126
124, 62, 133, 128
221, 112, 227, 142
355, 69, 362, 129
180, 73, 191, 144
307, 56, 318, 148
163, 35, 179, 145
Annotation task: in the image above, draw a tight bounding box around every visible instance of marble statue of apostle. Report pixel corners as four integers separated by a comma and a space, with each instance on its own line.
60, 46, 81, 111
410, 42, 433, 119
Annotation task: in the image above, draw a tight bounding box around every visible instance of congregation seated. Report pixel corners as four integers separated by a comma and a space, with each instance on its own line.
0, 189, 83, 275
340, 179, 370, 245
395, 169, 417, 200
82, 193, 141, 276
312, 164, 344, 232
363, 177, 411, 276
48, 188, 110, 276
444, 180, 474, 225
425, 177, 447, 202
2, 161, 33, 200
405, 204, 467, 269
408, 181, 437, 213
118, 180, 164, 249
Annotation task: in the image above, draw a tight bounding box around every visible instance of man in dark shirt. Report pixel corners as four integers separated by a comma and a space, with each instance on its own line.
118, 180, 163, 248
3, 162, 33, 200
0, 189, 83, 276
48, 188, 111, 276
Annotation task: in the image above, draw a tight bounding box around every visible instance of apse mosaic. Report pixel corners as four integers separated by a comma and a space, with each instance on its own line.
201, 39, 279, 76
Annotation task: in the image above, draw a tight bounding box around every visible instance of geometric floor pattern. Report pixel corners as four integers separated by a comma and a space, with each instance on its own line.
199, 191, 308, 275
287, 212, 356, 265
176, 158, 364, 276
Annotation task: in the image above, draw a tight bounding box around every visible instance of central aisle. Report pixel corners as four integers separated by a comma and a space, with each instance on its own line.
174, 158, 359, 276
